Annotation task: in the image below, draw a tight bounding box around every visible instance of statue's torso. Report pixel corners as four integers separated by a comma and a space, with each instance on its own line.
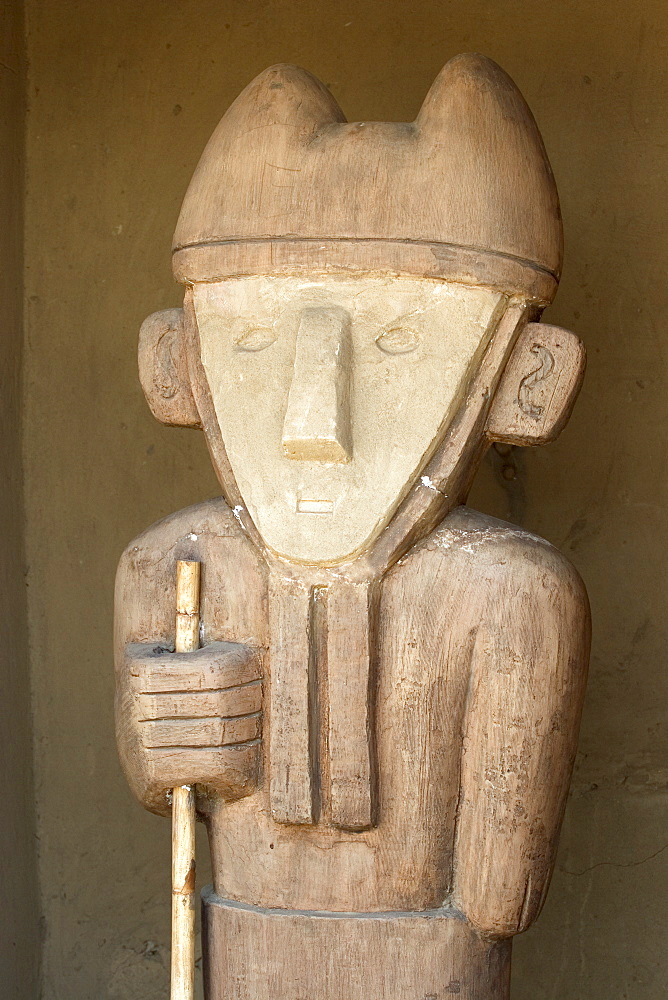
116, 497, 589, 927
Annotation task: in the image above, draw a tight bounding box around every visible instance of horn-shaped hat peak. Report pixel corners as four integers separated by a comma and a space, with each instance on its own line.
212, 63, 346, 133
174, 55, 562, 302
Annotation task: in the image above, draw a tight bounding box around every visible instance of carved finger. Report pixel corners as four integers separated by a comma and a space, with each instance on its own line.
138, 682, 261, 721
127, 641, 262, 692
142, 713, 261, 748
145, 743, 261, 801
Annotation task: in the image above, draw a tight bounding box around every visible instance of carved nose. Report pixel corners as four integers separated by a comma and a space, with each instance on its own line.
281, 306, 352, 463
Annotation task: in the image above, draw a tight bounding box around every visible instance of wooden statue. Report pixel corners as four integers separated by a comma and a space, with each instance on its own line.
115, 55, 590, 1000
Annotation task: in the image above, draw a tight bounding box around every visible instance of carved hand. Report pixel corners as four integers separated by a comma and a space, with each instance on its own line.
118, 640, 262, 815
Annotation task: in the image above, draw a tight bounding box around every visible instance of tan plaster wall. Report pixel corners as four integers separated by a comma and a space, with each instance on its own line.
23, 1, 667, 997
0, 2, 39, 997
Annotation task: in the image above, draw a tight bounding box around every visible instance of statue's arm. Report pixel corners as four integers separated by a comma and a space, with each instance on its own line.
451, 535, 590, 938
114, 506, 264, 816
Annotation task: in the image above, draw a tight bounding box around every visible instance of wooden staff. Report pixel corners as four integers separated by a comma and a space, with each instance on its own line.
171, 559, 201, 1000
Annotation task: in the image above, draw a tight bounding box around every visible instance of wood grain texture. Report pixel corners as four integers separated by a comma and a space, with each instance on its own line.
129, 642, 262, 694
116, 501, 589, 991
171, 784, 196, 1000
173, 56, 561, 303
186, 505, 590, 926
202, 890, 512, 1000
138, 309, 201, 429
171, 561, 200, 1000
326, 579, 376, 831
115, 499, 267, 816
267, 571, 314, 825
486, 322, 586, 445
173, 239, 557, 304
116, 52, 592, 1000
175, 559, 201, 651
138, 684, 261, 723
117, 499, 589, 921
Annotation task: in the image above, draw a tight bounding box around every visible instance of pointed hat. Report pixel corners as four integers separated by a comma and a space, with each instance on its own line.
173, 56, 562, 303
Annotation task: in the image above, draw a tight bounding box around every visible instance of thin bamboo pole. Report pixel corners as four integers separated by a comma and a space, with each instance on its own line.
171, 559, 201, 1000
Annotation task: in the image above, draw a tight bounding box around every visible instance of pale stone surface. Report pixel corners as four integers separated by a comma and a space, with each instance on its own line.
281, 306, 353, 464
195, 276, 506, 564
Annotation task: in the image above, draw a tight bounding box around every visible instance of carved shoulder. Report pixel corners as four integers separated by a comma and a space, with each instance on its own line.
387, 506, 590, 684
115, 497, 268, 649
415, 504, 587, 600
117, 496, 246, 576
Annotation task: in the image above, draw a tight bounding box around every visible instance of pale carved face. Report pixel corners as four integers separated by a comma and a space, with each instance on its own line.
193, 275, 507, 565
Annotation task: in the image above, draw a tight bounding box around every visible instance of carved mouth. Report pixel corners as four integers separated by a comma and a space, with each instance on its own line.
296, 499, 334, 515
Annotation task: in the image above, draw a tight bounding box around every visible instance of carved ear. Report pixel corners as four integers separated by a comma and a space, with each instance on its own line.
138, 308, 201, 428
486, 322, 586, 445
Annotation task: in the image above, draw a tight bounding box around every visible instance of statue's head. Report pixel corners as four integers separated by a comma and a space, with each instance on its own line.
140, 56, 584, 567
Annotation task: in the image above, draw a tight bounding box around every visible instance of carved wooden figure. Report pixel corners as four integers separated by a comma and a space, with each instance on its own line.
116, 55, 590, 1000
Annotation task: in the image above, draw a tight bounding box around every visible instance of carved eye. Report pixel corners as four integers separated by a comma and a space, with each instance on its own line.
234, 326, 277, 352
375, 326, 420, 355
